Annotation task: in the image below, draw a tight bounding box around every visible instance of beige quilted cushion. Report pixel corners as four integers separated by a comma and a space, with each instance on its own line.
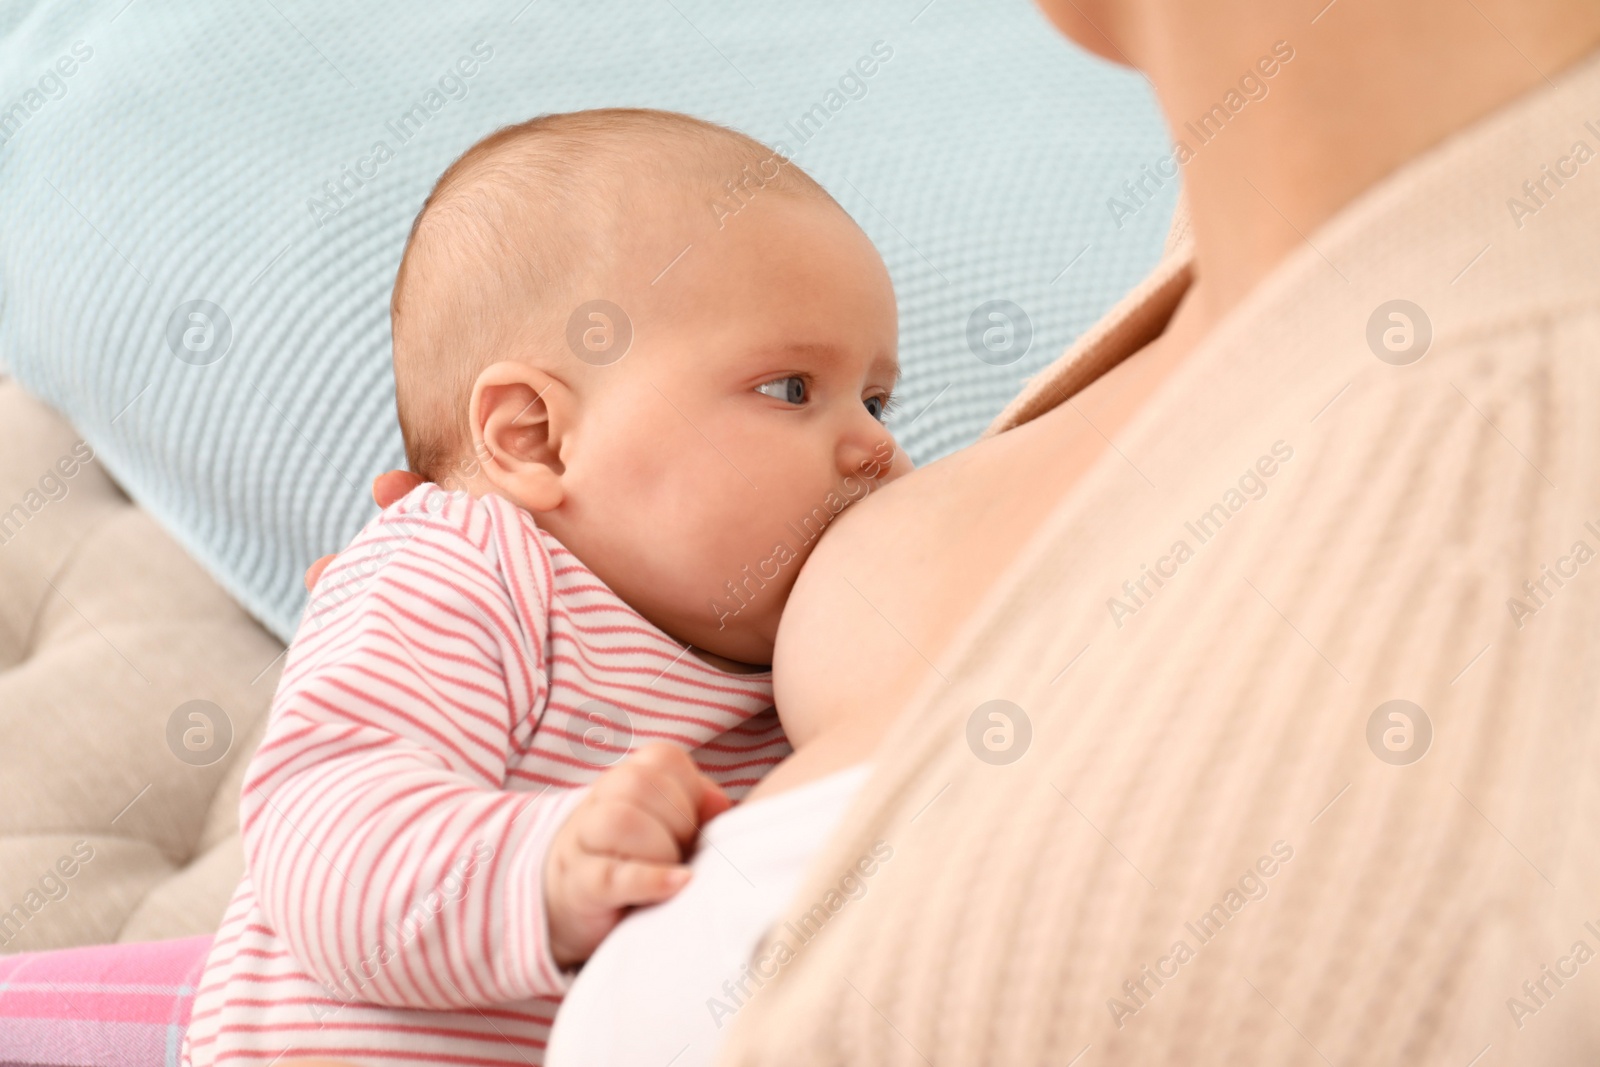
0, 378, 283, 953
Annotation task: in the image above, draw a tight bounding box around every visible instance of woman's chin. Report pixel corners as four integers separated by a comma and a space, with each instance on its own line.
1032, 0, 1136, 66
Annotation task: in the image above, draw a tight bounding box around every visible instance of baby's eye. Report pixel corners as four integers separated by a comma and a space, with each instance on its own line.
756, 376, 808, 405
863, 394, 894, 422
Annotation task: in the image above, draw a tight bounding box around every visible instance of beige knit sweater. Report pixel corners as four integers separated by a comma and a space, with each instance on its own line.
722, 51, 1600, 1066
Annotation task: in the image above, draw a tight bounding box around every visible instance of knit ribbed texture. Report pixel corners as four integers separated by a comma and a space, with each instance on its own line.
0, 0, 1173, 643
721, 51, 1600, 1066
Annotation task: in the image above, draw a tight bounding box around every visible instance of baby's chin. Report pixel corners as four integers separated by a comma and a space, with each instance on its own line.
664, 600, 781, 673
686, 605, 781, 671
686, 641, 774, 675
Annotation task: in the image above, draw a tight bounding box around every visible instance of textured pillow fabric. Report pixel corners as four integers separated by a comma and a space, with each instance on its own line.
0, 0, 1175, 643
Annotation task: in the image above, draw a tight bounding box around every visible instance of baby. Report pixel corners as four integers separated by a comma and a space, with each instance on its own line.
181, 108, 904, 1067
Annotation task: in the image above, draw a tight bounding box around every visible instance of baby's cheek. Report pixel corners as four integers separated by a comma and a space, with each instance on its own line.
706, 517, 794, 591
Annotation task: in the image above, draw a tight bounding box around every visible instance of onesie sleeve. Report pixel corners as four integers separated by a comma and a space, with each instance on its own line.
239, 489, 583, 1008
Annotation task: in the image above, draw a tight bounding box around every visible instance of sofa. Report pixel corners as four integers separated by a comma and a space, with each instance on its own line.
0, 376, 282, 953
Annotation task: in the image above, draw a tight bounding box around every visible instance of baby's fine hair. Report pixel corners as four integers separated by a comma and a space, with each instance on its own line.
391, 108, 836, 484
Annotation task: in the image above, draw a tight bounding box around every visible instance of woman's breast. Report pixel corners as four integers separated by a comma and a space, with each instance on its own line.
771, 402, 1111, 747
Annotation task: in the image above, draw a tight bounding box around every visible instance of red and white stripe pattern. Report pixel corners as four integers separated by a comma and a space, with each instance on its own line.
182, 484, 789, 1066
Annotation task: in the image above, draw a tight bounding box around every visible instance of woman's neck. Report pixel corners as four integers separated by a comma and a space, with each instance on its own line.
1138, 0, 1600, 335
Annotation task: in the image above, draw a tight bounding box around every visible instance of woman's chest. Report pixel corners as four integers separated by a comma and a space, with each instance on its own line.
770, 401, 1115, 745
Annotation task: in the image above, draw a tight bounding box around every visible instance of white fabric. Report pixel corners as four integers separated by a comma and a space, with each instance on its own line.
547, 764, 873, 1067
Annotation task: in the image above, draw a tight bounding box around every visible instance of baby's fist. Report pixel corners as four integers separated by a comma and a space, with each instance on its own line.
543, 743, 731, 967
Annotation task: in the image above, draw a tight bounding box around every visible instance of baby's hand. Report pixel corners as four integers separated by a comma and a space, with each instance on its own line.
543, 743, 731, 967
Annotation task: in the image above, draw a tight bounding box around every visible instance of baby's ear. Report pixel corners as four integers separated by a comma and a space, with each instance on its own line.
469, 361, 573, 513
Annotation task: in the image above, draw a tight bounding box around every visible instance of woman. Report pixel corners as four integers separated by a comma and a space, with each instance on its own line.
339, 0, 1600, 1060
708, 1, 1600, 1064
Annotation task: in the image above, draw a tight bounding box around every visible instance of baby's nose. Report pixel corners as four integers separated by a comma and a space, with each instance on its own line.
838, 430, 906, 486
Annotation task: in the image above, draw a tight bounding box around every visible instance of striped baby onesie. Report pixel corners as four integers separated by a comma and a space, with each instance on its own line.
182, 483, 790, 1066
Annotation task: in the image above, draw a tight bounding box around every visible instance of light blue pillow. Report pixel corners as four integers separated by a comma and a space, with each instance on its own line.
0, 0, 1176, 643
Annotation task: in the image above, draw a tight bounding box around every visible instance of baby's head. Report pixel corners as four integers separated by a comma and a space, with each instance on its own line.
391, 108, 906, 667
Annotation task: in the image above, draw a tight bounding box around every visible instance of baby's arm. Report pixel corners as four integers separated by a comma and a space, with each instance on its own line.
242, 513, 579, 1008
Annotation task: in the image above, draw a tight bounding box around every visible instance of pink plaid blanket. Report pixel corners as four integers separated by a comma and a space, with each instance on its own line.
0, 935, 212, 1066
